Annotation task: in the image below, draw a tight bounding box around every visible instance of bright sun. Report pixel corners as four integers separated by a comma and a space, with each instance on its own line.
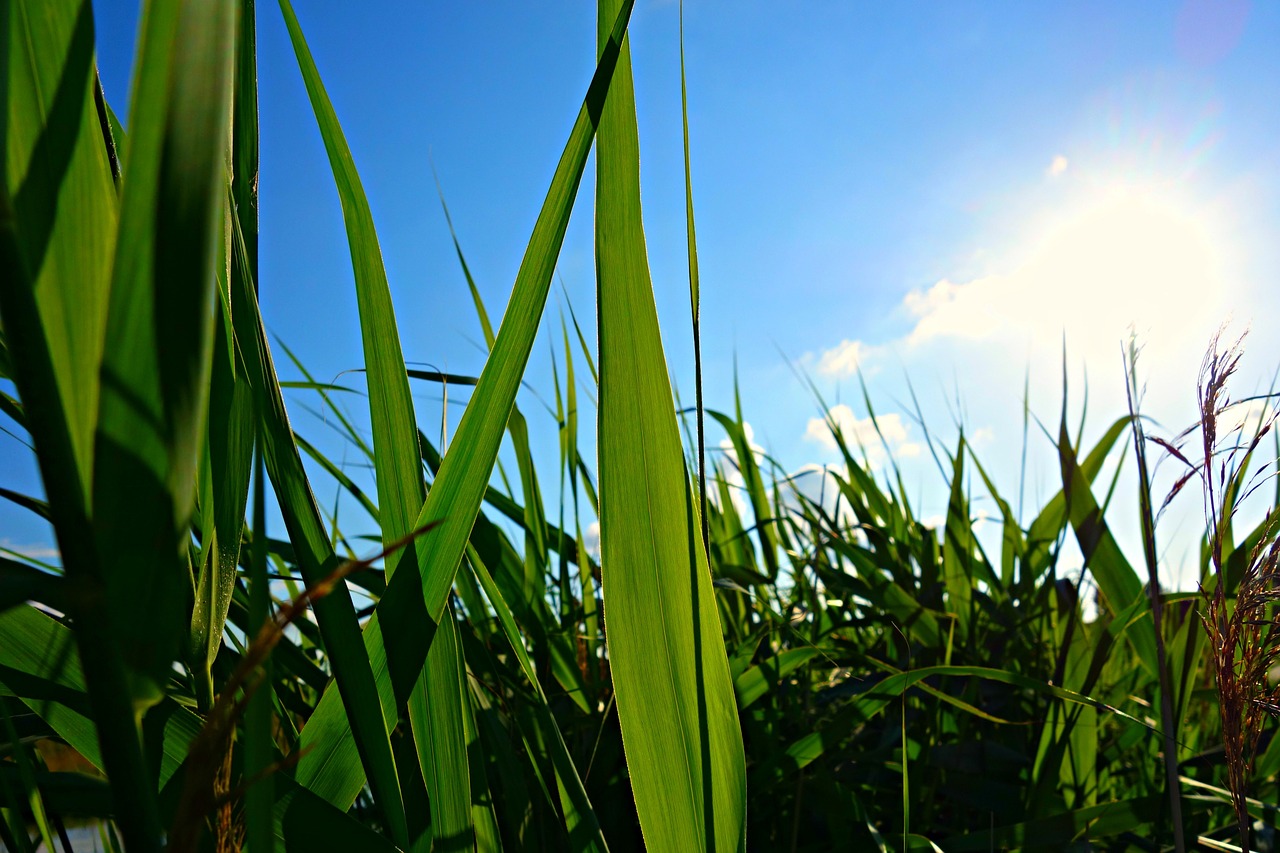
1026, 189, 1224, 347
906, 186, 1229, 363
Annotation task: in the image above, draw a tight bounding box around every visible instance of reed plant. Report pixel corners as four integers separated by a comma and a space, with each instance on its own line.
1141, 331, 1280, 853
3, 1, 1280, 851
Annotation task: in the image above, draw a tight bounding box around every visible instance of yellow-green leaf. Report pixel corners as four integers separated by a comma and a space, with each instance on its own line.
594, 1, 746, 849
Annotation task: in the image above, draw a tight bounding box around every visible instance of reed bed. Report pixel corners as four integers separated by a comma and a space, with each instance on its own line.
2, 1, 1279, 851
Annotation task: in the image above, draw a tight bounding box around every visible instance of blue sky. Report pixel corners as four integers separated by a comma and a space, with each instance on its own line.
6, 1, 1280, 586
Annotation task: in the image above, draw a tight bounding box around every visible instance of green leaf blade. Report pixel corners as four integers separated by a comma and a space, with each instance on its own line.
593, 2, 746, 849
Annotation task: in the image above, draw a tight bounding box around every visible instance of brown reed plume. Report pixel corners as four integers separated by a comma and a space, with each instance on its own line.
1153, 329, 1280, 852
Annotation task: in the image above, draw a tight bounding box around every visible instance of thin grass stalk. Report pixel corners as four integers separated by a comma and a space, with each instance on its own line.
1123, 338, 1185, 852
679, 0, 709, 562
244, 445, 273, 853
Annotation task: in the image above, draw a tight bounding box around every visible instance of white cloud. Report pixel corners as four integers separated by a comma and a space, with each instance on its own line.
800, 338, 891, 381
0, 539, 60, 561
1047, 154, 1069, 177
719, 421, 765, 470
811, 339, 877, 378
710, 421, 766, 518
584, 521, 600, 559
804, 405, 922, 467
779, 463, 859, 529
903, 278, 1000, 344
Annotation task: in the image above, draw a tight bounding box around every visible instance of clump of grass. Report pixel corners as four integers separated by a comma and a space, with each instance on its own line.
1157, 330, 1280, 852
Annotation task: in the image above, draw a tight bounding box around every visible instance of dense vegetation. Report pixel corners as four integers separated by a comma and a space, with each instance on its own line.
2, 1, 1279, 851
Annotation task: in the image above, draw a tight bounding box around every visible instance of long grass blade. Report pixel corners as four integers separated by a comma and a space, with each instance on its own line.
1124, 342, 1186, 851
594, 0, 746, 848
0, 4, 119, 829
94, 0, 235, 698
276, 0, 481, 845
293, 2, 638, 819
1, 0, 115, 497
229, 210, 405, 828
680, 0, 710, 567
1056, 414, 1157, 672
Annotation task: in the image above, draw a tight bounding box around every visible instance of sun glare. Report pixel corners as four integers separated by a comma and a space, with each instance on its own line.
1025, 188, 1224, 348
906, 185, 1230, 364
